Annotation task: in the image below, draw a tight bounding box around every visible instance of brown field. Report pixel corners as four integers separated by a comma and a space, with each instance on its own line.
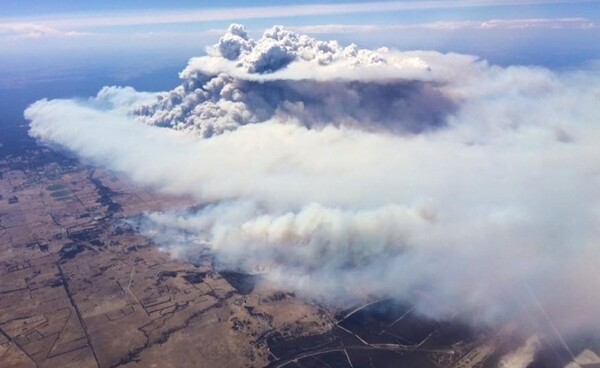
0, 149, 330, 368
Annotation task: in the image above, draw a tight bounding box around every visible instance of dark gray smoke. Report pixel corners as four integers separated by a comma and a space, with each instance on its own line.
136, 77, 455, 136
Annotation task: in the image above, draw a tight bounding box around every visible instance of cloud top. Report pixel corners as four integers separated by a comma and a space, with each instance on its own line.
132, 24, 475, 136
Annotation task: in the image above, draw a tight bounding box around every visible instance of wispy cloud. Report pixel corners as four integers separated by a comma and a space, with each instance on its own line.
0, 22, 87, 39
465, 17, 597, 29
0, 0, 596, 31
1, 17, 594, 42
291, 18, 598, 34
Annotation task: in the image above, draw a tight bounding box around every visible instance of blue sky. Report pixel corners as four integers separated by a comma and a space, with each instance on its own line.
2, 0, 599, 23
2, 1, 599, 58
2, 0, 599, 18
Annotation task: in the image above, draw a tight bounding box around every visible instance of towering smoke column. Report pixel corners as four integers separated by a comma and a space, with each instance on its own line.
133, 24, 459, 136
26, 24, 600, 335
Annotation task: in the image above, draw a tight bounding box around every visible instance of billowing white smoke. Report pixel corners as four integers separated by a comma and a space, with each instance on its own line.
26, 25, 600, 333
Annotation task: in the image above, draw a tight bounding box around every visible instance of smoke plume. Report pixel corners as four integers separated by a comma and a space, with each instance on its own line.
25, 25, 600, 334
